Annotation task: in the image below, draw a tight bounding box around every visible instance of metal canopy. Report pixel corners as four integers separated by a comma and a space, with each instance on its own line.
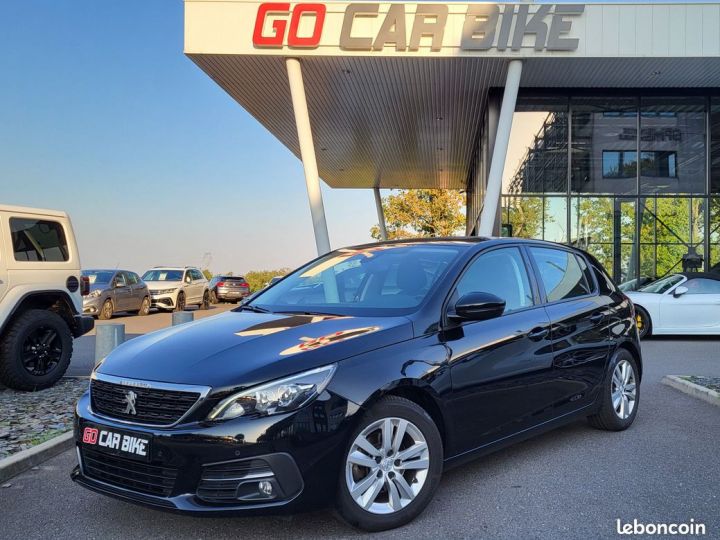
188, 53, 720, 190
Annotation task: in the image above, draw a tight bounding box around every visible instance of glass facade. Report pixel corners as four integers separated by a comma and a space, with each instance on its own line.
501, 94, 720, 289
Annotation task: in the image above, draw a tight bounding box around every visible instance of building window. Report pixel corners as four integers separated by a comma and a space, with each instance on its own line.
640, 151, 677, 178
571, 97, 638, 195
710, 99, 720, 194
639, 97, 705, 194
503, 96, 568, 195
602, 150, 638, 179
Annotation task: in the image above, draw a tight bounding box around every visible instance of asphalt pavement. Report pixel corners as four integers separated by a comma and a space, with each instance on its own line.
1, 337, 718, 539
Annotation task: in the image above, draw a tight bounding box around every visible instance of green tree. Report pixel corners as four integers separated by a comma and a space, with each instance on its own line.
244, 268, 292, 292
371, 189, 465, 240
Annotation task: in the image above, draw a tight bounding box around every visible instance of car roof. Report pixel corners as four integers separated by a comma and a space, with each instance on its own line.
339, 236, 580, 253
0, 204, 68, 217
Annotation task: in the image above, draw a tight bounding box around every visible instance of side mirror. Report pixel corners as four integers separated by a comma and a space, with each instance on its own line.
185, 276, 192, 284
673, 285, 689, 297
114, 281, 123, 288
451, 292, 506, 322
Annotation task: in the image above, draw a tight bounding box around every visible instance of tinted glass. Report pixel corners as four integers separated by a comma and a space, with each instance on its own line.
683, 278, 720, 294
251, 244, 462, 316
571, 97, 638, 195
640, 97, 705, 194
575, 254, 596, 293
530, 247, 591, 301
191, 269, 203, 281
127, 272, 139, 285
10, 218, 69, 262
82, 270, 114, 284
142, 270, 183, 282
638, 274, 684, 293
115, 273, 127, 287
455, 248, 534, 313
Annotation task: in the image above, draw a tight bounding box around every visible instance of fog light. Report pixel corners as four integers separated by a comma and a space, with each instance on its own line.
258, 480, 273, 497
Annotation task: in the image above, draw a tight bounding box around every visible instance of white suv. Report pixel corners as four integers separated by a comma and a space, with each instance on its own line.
141, 267, 210, 312
0, 204, 94, 390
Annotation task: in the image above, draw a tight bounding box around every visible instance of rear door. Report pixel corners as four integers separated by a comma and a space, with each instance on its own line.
127, 272, 145, 310
527, 246, 611, 415
113, 272, 132, 311
659, 278, 720, 331
446, 246, 556, 451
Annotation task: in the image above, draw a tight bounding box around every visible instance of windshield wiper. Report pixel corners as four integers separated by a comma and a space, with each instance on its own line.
236, 304, 272, 314
275, 310, 338, 317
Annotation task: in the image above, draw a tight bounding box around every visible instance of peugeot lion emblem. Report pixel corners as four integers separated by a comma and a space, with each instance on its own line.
123, 390, 137, 415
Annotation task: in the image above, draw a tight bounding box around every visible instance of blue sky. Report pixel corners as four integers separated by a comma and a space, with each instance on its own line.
0, 0, 379, 275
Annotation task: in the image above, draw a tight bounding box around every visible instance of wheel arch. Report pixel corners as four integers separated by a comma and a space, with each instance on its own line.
615, 341, 643, 381
0, 290, 78, 336
358, 382, 448, 452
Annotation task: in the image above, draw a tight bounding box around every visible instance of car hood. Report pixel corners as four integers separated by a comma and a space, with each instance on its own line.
145, 281, 182, 291
88, 283, 110, 294
97, 311, 414, 388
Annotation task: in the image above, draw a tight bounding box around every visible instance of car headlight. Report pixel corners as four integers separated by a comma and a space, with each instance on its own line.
207, 364, 336, 421
154, 288, 177, 295
87, 289, 102, 298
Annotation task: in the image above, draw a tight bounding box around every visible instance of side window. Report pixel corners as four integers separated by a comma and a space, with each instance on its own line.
529, 247, 591, 302
127, 272, 138, 285
683, 278, 720, 294
10, 218, 69, 262
192, 269, 204, 281
114, 273, 127, 287
455, 247, 534, 314
575, 254, 597, 293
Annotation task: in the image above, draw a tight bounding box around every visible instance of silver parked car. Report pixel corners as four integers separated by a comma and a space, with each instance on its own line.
81, 270, 150, 320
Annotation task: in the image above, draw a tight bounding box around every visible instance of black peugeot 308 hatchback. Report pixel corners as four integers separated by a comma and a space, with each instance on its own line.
72, 238, 641, 531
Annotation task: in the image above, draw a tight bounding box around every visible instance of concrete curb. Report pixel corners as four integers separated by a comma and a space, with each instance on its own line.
662, 375, 720, 408
0, 431, 74, 483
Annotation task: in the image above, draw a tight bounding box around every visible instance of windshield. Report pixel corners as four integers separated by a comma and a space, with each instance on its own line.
248, 244, 462, 316
82, 270, 115, 285
142, 270, 183, 282
638, 274, 685, 294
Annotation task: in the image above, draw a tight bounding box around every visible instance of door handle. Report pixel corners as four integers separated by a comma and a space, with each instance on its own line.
527, 326, 549, 341
589, 312, 605, 324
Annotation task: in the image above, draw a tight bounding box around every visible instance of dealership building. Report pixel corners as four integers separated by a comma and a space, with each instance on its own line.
185, 0, 720, 287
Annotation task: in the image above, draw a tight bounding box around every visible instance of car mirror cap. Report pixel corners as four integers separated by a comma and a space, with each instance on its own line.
673, 285, 689, 297
452, 292, 506, 322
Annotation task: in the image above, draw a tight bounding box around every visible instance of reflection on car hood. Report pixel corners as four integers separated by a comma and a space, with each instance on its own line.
145, 281, 182, 291
89, 283, 110, 293
97, 311, 414, 388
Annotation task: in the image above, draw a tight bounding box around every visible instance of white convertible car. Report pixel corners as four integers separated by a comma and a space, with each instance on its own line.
626, 272, 720, 338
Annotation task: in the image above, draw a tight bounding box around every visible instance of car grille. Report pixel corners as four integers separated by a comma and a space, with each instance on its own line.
81, 448, 178, 497
90, 379, 201, 425
196, 458, 274, 503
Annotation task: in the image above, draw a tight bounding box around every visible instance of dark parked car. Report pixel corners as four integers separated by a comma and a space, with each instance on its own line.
72, 239, 641, 531
81, 270, 150, 319
208, 275, 250, 304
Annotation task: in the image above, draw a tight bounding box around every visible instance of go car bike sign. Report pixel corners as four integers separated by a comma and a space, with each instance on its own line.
82, 426, 150, 460
253, 2, 584, 52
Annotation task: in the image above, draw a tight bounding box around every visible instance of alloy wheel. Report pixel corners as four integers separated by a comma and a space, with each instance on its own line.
102, 300, 113, 319
21, 326, 62, 376
345, 417, 430, 515
611, 359, 637, 420
141, 297, 150, 315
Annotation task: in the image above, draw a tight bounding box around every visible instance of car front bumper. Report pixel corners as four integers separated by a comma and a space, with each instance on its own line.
71, 390, 360, 514
82, 296, 102, 315
149, 292, 176, 309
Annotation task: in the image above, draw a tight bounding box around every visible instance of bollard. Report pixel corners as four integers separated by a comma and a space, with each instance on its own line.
95, 323, 125, 366
172, 311, 194, 326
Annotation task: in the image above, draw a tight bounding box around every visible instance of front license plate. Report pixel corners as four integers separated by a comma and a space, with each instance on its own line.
80, 423, 152, 462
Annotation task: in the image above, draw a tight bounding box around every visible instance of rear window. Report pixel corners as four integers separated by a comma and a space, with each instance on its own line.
10, 218, 69, 262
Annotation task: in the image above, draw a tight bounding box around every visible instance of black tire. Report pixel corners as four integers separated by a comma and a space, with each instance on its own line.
133, 296, 150, 316
98, 299, 114, 320
199, 291, 210, 310
336, 396, 443, 532
635, 306, 651, 339
209, 291, 218, 304
174, 292, 186, 312
0, 309, 73, 391
587, 349, 640, 431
